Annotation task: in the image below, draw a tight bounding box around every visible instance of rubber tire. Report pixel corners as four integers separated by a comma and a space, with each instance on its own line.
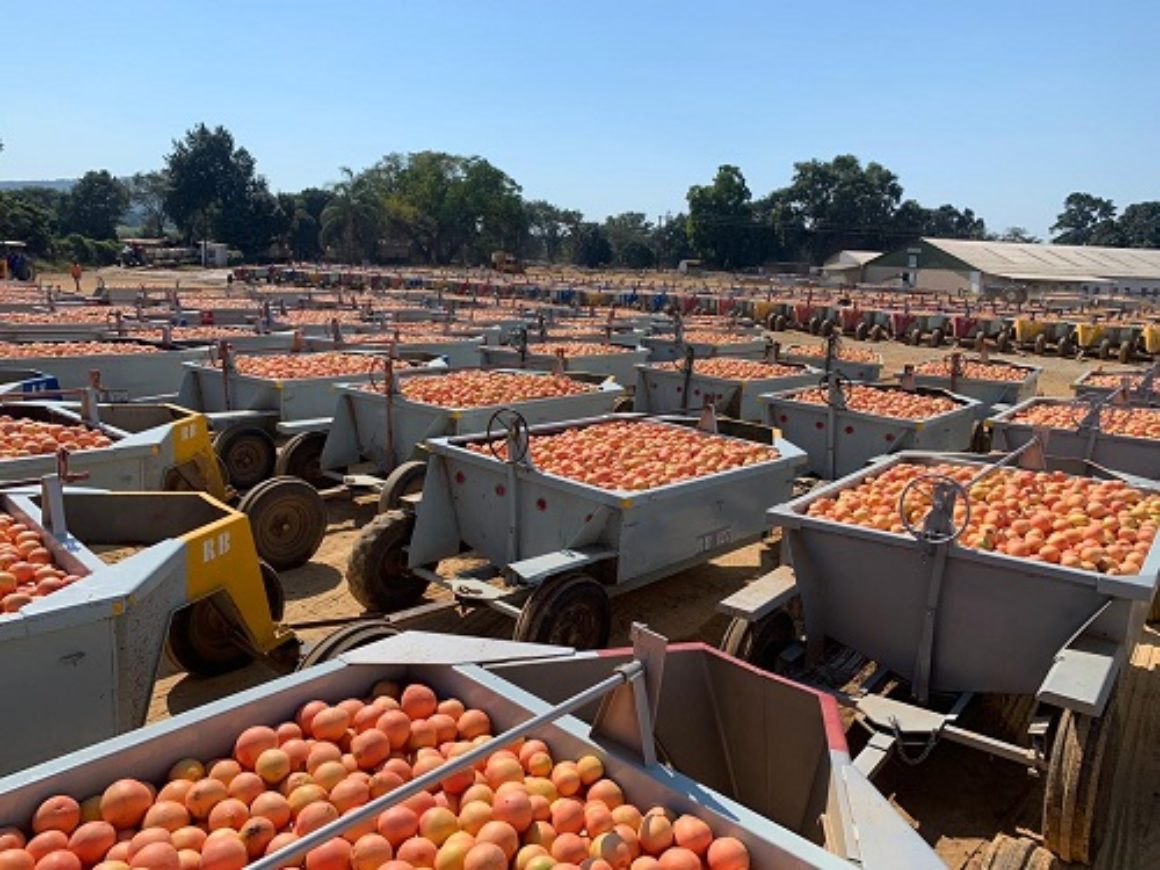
1058, 338, 1073, 358
820, 319, 835, 337
214, 426, 276, 491
870, 324, 885, 342
975, 331, 987, 352
346, 510, 429, 612
274, 431, 329, 489
1034, 334, 1047, 355
298, 620, 399, 669
720, 611, 796, 674
854, 322, 869, 341
773, 314, 787, 332
240, 476, 328, 571
1118, 342, 1132, 364
260, 560, 286, 622
980, 834, 1061, 870
929, 328, 944, 348
808, 316, 822, 335
165, 571, 286, 676
378, 460, 428, 513
1042, 700, 1120, 865
512, 573, 611, 650
612, 396, 635, 413
998, 330, 1012, 353
970, 420, 992, 453
1099, 338, 1112, 360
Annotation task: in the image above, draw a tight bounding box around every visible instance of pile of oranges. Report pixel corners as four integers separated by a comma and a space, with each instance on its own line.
0, 681, 750, 870
226, 354, 382, 380
651, 359, 799, 381
791, 386, 958, 420
0, 417, 113, 458
1084, 372, 1147, 390
807, 461, 1159, 574
677, 331, 756, 346
0, 343, 158, 359
474, 420, 777, 491
1010, 403, 1160, 440
0, 513, 83, 612
524, 344, 629, 358
913, 358, 1027, 382
781, 342, 878, 364
391, 373, 592, 409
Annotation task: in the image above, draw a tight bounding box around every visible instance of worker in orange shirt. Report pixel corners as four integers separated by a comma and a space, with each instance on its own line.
69, 261, 83, 292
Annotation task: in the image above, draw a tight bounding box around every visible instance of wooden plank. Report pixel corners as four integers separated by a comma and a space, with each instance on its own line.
717, 566, 797, 621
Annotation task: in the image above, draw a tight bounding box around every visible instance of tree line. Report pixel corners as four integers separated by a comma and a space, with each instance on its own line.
2, 123, 1158, 269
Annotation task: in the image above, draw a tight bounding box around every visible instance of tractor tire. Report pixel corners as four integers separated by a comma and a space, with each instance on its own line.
346, 510, 429, 613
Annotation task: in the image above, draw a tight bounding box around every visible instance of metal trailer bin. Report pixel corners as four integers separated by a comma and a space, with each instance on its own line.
906, 353, 1041, 414
0, 401, 226, 498
344, 414, 805, 640
723, 449, 1159, 864
775, 345, 883, 383
319, 369, 625, 509
306, 334, 486, 368
0, 486, 294, 773
160, 329, 298, 353
0, 368, 60, 396
0, 630, 940, 869
989, 397, 1160, 479
1072, 365, 1158, 404
641, 333, 768, 362
0, 346, 213, 400
762, 385, 980, 479
478, 344, 649, 386
633, 359, 818, 421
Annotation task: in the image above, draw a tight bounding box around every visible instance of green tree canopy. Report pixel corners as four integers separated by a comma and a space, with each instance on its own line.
128, 171, 170, 237
1051, 193, 1119, 245
687, 165, 762, 270
320, 168, 382, 263
60, 170, 129, 240
572, 223, 613, 268
1115, 202, 1160, 248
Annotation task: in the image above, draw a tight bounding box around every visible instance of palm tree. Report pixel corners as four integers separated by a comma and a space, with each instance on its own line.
320, 168, 380, 264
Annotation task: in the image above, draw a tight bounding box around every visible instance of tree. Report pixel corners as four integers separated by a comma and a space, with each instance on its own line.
572, 223, 612, 268
1051, 193, 1118, 245
997, 226, 1040, 243
164, 123, 280, 256
602, 212, 653, 266
652, 212, 691, 267
525, 200, 581, 262
128, 171, 170, 237
60, 170, 129, 240
320, 167, 382, 263
0, 192, 56, 256
766, 155, 903, 262
1116, 202, 1160, 248
687, 165, 761, 269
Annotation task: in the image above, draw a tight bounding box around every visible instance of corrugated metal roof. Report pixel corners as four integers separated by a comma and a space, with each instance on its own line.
924, 238, 1160, 280
823, 250, 883, 268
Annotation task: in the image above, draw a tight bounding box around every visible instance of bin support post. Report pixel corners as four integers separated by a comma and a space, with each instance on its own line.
912, 543, 949, 704
787, 530, 826, 664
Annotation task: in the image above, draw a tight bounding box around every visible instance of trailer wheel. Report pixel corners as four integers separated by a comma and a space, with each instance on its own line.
1042, 699, 1120, 865
980, 834, 1061, 869
1034, 334, 1047, 355
347, 510, 429, 612
820, 319, 835, 337
612, 396, 636, 413
974, 331, 987, 352
854, 322, 869, 341
997, 330, 1012, 353
909, 328, 923, 346
772, 314, 787, 332
513, 572, 610, 650
1058, 337, 1073, 357
298, 620, 399, 669
808, 316, 822, 335
214, 426, 276, 490
165, 572, 286, 677
379, 460, 428, 512
870, 324, 885, 342
274, 431, 329, 489
970, 420, 992, 453
1098, 338, 1112, 360
241, 476, 328, 571
1117, 343, 1132, 364
929, 328, 944, 348
720, 611, 796, 674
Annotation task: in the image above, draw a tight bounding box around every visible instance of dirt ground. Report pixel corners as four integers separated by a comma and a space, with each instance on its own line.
109, 295, 1157, 869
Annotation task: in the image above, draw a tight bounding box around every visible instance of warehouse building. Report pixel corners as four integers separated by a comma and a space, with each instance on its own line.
818, 250, 882, 285
862, 238, 1160, 297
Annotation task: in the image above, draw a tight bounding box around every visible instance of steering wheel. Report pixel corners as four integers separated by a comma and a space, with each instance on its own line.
486, 408, 531, 463
898, 473, 971, 545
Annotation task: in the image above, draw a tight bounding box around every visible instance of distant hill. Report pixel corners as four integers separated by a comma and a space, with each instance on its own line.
0, 179, 76, 191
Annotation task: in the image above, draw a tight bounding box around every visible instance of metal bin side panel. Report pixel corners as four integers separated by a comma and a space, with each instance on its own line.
990, 419, 1160, 480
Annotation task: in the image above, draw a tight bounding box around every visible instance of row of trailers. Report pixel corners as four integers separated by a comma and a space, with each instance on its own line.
0, 322, 1155, 866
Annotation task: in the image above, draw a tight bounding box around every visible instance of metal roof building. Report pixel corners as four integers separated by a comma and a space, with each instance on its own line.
863, 238, 1160, 296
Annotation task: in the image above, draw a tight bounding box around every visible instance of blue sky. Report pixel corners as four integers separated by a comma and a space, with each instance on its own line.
3, 1, 1157, 238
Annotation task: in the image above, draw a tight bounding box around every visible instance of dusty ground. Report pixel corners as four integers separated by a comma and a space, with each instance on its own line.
108, 306, 1156, 869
